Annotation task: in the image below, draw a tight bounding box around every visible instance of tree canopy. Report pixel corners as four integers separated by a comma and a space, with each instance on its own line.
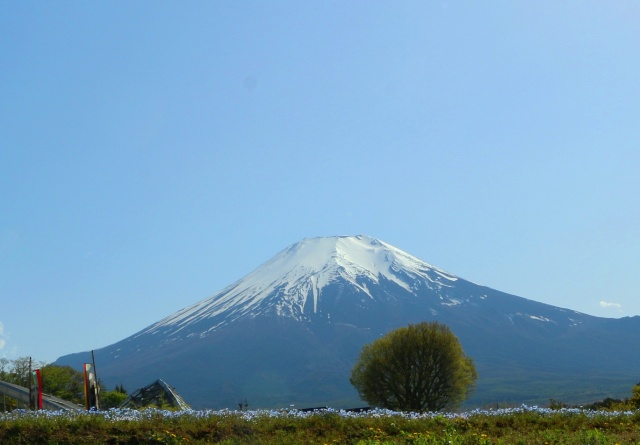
41, 364, 85, 404
350, 321, 477, 412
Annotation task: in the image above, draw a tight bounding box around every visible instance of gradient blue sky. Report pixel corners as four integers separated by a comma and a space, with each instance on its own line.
2, 2, 639, 363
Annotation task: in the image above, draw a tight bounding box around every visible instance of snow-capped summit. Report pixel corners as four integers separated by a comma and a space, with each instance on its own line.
140, 235, 458, 338
267, 235, 457, 289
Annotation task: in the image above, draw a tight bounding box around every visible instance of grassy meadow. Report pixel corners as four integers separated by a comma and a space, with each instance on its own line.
1, 406, 639, 445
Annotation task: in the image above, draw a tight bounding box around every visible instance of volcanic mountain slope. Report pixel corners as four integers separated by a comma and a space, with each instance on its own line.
55, 235, 640, 409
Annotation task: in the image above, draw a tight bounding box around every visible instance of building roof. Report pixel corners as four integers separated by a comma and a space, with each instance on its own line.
118, 379, 190, 410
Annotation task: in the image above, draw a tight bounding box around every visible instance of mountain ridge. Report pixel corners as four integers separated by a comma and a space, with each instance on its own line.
55, 235, 640, 409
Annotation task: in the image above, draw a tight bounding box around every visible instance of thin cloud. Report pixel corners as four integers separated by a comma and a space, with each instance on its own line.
0, 321, 4, 349
599, 301, 622, 309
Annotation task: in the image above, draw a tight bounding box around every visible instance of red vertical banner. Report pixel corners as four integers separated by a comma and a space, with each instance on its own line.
30, 369, 43, 410
83, 363, 99, 410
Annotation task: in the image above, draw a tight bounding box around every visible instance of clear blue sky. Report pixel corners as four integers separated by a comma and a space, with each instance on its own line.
2, 1, 639, 363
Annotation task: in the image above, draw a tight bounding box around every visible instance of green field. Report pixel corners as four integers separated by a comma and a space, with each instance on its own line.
1, 406, 639, 445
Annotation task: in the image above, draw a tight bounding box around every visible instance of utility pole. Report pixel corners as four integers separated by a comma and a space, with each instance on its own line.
28, 357, 32, 410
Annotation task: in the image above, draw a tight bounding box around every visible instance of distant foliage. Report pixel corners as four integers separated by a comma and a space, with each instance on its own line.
0, 357, 43, 388
630, 382, 640, 408
41, 364, 84, 404
99, 384, 129, 410
578, 382, 640, 411
350, 322, 477, 412
548, 398, 569, 410
0, 359, 86, 407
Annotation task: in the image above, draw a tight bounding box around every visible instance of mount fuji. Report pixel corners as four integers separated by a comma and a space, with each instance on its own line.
55, 235, 640, 409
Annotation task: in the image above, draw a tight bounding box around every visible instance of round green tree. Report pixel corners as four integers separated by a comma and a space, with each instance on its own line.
350, 321, 477, 412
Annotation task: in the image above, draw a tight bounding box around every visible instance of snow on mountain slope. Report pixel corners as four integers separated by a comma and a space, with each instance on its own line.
132, 234, 591, 348
138, 235, 458, 339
